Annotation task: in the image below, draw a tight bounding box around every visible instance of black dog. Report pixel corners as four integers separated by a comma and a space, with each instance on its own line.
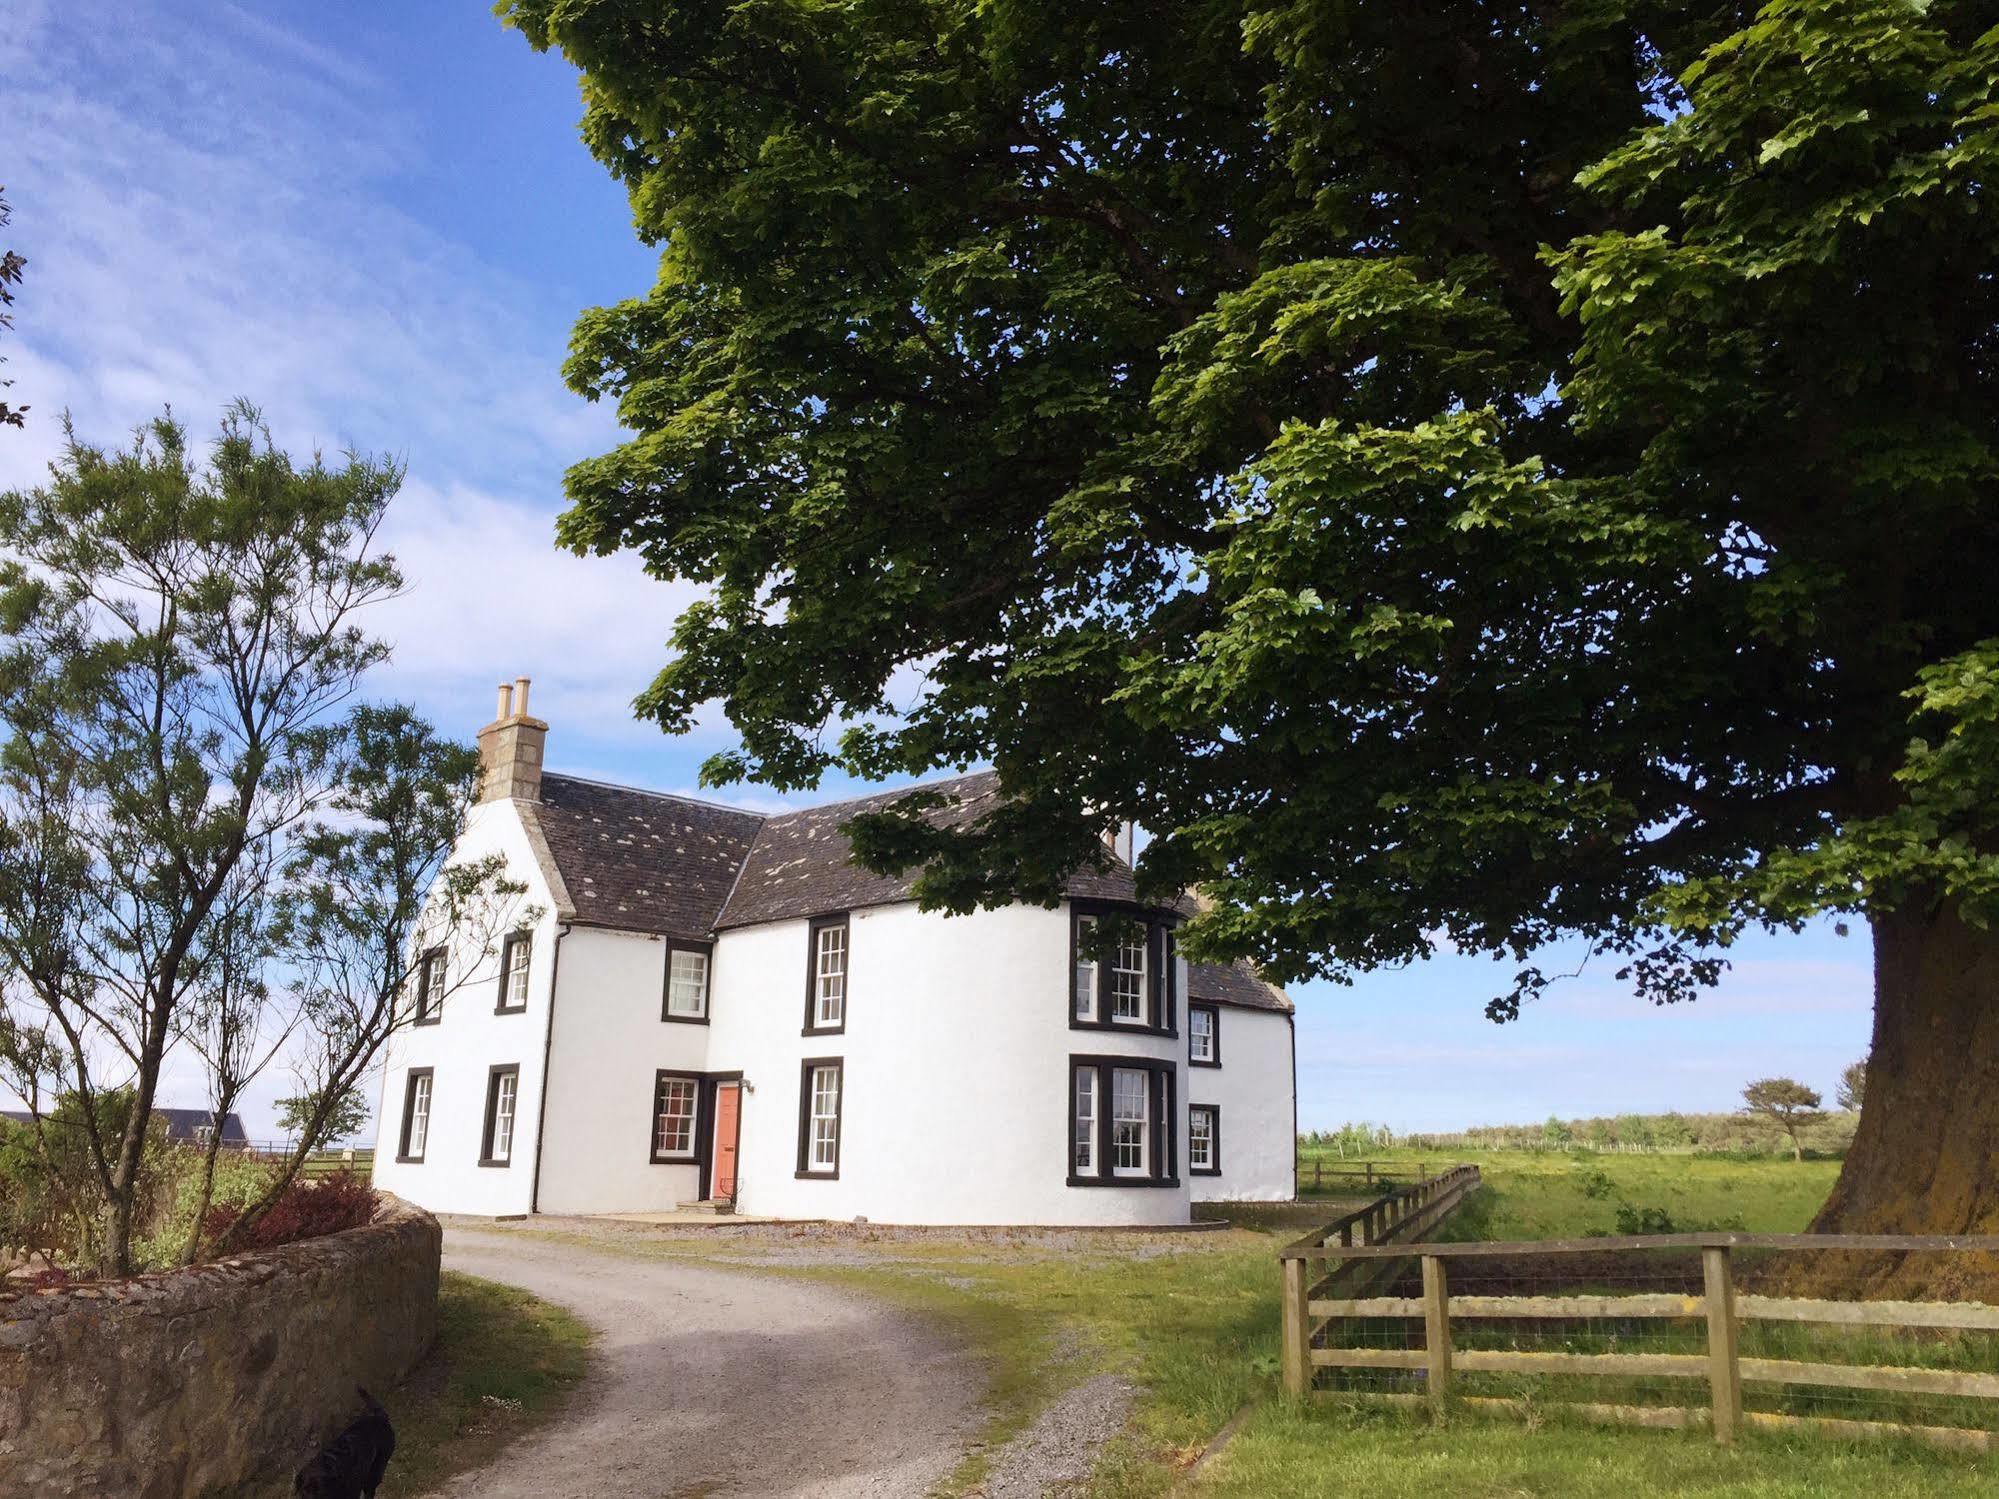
295, 1386, 396, 1499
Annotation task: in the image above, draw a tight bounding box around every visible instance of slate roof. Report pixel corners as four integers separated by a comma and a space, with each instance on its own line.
1, 1108, 248, 1143
1187, 959, 1294, 1014
521, 767, 1162, 936
528, 773, 763, 940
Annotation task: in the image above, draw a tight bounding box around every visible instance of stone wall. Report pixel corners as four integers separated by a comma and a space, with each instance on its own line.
0, 1194, 440, 1498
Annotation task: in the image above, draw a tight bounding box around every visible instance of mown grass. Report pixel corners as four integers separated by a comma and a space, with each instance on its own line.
384, 1270, 592, 1494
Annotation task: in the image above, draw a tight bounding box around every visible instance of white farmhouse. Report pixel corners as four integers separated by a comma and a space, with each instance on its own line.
372, 682, 1296, 1225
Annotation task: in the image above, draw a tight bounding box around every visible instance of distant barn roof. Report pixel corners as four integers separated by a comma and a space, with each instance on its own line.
523, 768, 1160, 936
1, 1107, 247, 1143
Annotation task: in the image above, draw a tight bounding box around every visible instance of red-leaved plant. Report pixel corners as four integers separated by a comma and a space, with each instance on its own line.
201, 1170, 377, 1255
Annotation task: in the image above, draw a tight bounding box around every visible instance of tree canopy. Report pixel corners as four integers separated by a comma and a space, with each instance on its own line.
505, 1, 1999, 1236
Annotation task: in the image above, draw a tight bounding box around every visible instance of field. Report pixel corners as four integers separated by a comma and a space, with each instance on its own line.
1295, 1143, 1846, 1239
511, 1147, 1989, 1498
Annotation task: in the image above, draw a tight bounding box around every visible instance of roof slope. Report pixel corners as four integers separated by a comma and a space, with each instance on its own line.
530, 773, 764, 939
528, 767, 1161, 936
1187, 959, 1294, 1014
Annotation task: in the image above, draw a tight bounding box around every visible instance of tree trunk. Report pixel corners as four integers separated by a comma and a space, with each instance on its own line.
1787, 1128, 1802, 1164
1806, 899, 1999, 1296
179, 1127, 227, 1267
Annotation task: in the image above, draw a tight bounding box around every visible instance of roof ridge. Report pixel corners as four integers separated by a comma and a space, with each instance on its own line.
538, 770, 770, 822
759, 766, 997, 823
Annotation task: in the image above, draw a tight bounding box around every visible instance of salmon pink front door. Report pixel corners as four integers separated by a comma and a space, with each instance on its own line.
711, 1082, 742, 1202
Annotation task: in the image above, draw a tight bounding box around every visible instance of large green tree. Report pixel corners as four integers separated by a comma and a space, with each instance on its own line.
505, 0, 1999, 1234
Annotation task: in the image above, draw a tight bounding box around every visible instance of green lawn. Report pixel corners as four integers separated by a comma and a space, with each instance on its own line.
384, 1270, 591, 1494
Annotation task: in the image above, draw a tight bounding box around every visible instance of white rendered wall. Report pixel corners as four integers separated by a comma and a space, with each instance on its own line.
370, 800, 558, 1217
1187, 1007, 1296, 1203
704, 900, 1191, 1226
535, 926, 709, 1214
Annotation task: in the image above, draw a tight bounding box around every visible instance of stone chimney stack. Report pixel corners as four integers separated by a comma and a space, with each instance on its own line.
476, 675, 548, 804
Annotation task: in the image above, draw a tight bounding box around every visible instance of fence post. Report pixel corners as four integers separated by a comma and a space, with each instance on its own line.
1281, 1253, 1310, 1396
1702, 1245, 1742, 1445
1421, 1254, 1452, 1416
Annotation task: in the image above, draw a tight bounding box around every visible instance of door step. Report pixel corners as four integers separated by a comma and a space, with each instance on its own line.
675, 1199, 735, 1216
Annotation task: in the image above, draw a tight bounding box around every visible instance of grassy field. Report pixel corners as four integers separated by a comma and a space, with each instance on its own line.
1296, 1143, 1846, 1240
382, 1270, 591, 1494
507, 1146, 1990, 1497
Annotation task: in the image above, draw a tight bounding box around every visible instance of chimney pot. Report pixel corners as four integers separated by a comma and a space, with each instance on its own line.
478, 673, 548, 804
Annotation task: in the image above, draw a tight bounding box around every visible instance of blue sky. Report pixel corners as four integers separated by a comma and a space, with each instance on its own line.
0, 1, 1875, 1139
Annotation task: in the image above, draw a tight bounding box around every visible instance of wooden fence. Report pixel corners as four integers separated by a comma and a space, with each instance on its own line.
1279, 1227, 1999, 1452
1296, 1158, 1428, 1193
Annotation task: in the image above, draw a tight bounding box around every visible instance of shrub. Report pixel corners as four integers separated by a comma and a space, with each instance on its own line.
132, 1149, 276, 1271
201, 1169, 377, 1253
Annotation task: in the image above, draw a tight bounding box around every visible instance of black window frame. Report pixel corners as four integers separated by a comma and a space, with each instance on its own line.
1068, 903, 1179, 1038
649, 1068, 704, 1164
802, 914, 850, 1037
1188, 1002, 1222, 1067
795, 1056, 844, 1179
494, 929, 533, 1015
661, 939, 716, 1025
1188, 1103, 1222, 1177
1066, 1053, 1178, 1188
478, 1062, 521, 1168
396, 1067, 434, 1164
412, 946, 446, 1026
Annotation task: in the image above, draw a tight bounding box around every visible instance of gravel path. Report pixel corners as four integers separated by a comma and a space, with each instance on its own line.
431, 1226, 983, 1498
973, 1372, 1133, 1499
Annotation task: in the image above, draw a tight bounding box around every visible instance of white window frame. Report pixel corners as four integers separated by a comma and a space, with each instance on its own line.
666, 946, 711, 1020
1073, 915, 1098, 1023
415, 947, 446, 1023
402, 1071, 433, 1161
499, 930, 532, 1012
800, 1060, 842, 1176
482, 1067, 519, 1166
652, 1073, 700, 1161
1189, 1005, 1216, 1064
1073, 1067, 1098, 1177
1110, 931, 1148, 1024
1111, 1067, 1151, 1177
1189, 1104, 1218, 1173
810, 922, 848, 1031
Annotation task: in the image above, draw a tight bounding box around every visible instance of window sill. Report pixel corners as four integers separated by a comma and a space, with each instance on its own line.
1069, 1018, 1177, 1039
493, 1003, 528, 1017
1189, 1165, 1221, 1177
651, 1153, 697, 1166
411, 1015, 442, 1028
1189, 1057, 1221, 1069
662, 1011, 711, 1026
1066, 1175, 1181, 1189
477, 1158, 512, 1169
394, 1154, 425, 1165
800, 1024, 846, 1038
794, 1169, 840, 1181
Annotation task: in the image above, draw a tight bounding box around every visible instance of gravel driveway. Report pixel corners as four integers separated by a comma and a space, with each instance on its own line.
432, 1226, 984, 1498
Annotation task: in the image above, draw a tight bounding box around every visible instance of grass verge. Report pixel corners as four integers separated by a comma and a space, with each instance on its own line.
384, 1269, 591, 1494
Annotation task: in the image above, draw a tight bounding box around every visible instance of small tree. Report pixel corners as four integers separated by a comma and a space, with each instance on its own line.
1837, 1059, 1868, 1115
1742, 1079, 1827, 1163
0, 403, 400, 1276
208, 706, 532, 1256
274, 1083, 368, 1147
